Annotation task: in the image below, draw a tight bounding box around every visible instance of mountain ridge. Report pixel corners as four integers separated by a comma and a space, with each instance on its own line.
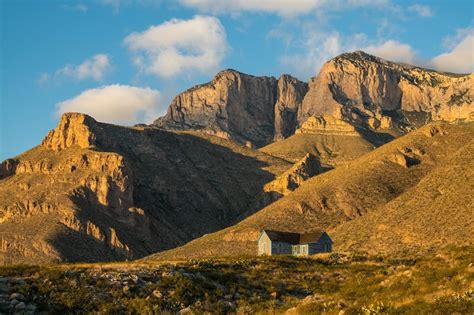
155, 50, 473, 148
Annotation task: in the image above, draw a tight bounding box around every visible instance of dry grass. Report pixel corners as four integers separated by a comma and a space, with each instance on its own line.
1, 246, 472, 314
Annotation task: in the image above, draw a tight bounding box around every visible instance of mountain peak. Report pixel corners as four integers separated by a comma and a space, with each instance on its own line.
42, 112, 98, 151
334, 50, 386, 64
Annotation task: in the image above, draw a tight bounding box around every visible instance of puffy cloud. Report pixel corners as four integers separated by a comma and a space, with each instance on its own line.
281, 31, 349, 78
56, 85, 162, 125
408, 4, 433, 17
55, 54, 111, 81
124, 15, 227, 78
365, 40, 416, 64
431, 29, 474, 73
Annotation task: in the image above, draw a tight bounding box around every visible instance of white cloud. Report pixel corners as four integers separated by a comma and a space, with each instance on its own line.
124, 15, 227, 78
56, 85, 162, 125
179, 0, 325, 17
365, 40, 416, 64
281, 31, 349, 78
431, 28, 474, 73
55, 54, 111, 81
408, 4, 433, 17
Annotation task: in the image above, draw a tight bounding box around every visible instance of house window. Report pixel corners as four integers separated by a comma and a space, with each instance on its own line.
263, 241, 266, 253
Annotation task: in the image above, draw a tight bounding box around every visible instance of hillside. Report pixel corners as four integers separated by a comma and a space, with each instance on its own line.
0, 113, 291, 264
259, 115, 392, 165
147, 121, 474, 260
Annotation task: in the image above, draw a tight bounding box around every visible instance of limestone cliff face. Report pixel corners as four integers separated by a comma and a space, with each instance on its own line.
295, 115, 359, 136
154, 70, 278, 147
42, 113, 98, 150
274, 75, 308, 141
154, 70, 307, 147
155, 52, 472, 145
300, 51, 473, 130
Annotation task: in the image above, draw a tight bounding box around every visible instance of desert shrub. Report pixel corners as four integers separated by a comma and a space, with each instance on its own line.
361, 301, 395, 314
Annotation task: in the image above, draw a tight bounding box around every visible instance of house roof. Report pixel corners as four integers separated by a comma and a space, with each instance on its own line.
262, 230, 326, 245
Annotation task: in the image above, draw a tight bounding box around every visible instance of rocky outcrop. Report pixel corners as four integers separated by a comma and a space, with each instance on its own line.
264, 153, 322, 196
42, 113, 99, 150
154, 70, 278, 147
295, 115, 359, 136
154, 70, 308, 147
274, 75, 308, 141
300, 51, 473, 130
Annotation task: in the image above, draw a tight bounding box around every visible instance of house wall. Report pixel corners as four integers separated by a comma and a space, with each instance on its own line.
257, 232, 272, 255
308, 239, 332, 255
271, 241, 292, 255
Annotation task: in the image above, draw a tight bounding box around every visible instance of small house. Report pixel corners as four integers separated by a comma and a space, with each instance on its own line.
257, 230, 333, 256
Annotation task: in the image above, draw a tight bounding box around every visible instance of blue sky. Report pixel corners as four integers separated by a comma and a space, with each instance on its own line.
1, 0, 473, 160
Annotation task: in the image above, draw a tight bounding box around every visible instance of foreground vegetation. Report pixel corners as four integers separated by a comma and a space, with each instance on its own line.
0, 246, 473, 314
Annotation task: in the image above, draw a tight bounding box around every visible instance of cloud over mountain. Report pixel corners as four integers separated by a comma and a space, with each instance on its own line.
431, 28, 474, 73
56, 84, 162, 125
124, 15, 227, 78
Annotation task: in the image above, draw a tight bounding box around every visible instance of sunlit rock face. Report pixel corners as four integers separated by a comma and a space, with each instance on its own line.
300, 51, 473, 131
155, 51, 472, 147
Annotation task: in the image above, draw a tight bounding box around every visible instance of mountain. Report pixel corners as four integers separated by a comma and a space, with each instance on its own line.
154, 70, 307, 147
0, 113, 291, 264
146, 121, 474, 261
300, 51, 473, 131
1, 51, 473, 265
155, 51, 473, 148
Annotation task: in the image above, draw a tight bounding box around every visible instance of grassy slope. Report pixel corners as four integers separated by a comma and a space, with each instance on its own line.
259, 133, 375, 165
332, 133, 474, 255
1, 246, 472, 314
147, 122, 474, 260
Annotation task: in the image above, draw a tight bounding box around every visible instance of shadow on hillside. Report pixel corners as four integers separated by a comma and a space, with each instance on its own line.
52, 122, 285, 261
356, 127, 396, 147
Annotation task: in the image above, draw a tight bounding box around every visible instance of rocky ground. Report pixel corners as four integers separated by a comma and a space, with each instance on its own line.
0, 246, 472, 314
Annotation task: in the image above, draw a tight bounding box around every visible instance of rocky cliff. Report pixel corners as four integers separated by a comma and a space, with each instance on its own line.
154, 70, 307, 147
155, 51, 472, 147
300, 51, 473, 131
0, 113, 290, 264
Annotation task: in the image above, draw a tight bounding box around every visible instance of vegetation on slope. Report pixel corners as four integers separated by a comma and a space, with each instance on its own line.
260, 133, 376, 166
0, 246, 472, 314
148, 122, 474, 260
